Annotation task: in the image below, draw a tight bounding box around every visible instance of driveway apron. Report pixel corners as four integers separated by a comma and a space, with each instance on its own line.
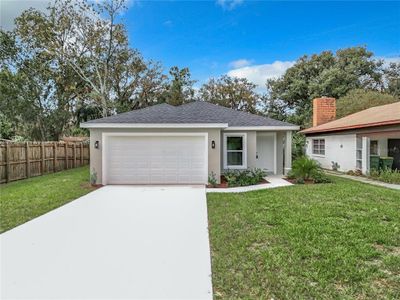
1, 185, 212, 299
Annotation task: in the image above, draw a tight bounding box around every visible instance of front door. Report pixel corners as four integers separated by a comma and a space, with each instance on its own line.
388, 139, 400, 170
256, 134, 276, 174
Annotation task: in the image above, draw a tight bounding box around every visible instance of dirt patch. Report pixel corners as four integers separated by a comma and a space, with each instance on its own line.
80, 182, 101, 190
248, 241, 269, 252
388, 246, 400, 256
373, 244, 387, 252
372, 244, 400, 255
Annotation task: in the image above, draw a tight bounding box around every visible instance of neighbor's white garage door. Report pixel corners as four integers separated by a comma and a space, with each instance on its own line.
104, 135, 207, 184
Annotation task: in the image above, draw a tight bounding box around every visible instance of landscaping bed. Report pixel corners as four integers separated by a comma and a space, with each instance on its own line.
207, 175, 269, 188
208, 168, 268, 188
207, 176, 400, 299
286, 156, 331, 184
284, 177, 315, 184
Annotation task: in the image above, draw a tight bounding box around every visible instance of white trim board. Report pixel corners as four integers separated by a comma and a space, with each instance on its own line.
101, 132, 208, 185
82, 123, 228, 129
224, 126, 299, 131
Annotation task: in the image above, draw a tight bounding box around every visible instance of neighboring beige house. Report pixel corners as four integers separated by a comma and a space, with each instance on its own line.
301, 98, 400, 173
81, 101, 299, 185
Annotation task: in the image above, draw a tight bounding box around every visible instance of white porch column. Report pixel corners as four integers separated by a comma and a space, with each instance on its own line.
362, 136, 370, 174
284, 131, 292, 175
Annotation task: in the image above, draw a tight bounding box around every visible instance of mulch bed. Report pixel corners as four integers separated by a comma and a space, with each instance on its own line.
283, 178, 315, 185
207, 175, 269, 188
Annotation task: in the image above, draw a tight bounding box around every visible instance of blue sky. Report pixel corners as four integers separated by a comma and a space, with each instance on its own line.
123, 0, 400, 89
1, 0, 399, 90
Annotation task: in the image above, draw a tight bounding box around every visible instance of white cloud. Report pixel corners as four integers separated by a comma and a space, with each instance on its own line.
227, 60, 295, 91
216, 0, 243, 10
0, 0, 50, 30
378, 56, 400, 66
163, 20, 173, 27
229, 58, 252, 68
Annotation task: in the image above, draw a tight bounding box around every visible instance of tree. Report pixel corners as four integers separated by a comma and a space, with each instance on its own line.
1, 21, 85, 140
1, 0, 170, 140
163, 66, 196, 106
336, 89, 399, 118
199, 75, 259, 113
265, 46, 388, 127
383, 62, 400, 97
114, 60, 168, 112
15, 0, 136, 117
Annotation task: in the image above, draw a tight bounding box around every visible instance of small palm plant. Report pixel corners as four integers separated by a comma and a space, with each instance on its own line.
290, 156, 322, 182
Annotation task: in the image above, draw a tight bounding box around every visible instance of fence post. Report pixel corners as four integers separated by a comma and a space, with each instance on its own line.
53, 142, 57, 172
73, 143, 76, 168
65, 142, 68, 170
41, 142, 45, 175
6, 142, 10, 183
26, 142, 30, 179
80, 143, 83, 166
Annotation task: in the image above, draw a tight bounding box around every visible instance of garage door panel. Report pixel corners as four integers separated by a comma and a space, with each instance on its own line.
105, 135, 207, 184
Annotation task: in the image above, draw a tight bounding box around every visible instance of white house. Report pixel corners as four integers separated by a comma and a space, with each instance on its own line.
301, 98, 400, 174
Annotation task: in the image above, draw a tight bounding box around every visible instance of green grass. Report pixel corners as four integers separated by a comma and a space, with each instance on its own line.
207, 176, 400, 299
0, 166, 95, 233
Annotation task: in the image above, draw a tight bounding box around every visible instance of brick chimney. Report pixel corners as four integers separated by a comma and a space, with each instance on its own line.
312, 97, 336, 127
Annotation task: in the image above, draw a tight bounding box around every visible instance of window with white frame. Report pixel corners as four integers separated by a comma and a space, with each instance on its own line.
312, 139, 325, 155
224, 133, 247, 169
370, 140, 378, 155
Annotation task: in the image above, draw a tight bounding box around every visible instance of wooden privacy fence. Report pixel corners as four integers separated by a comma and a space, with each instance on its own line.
0, 141, 90, 184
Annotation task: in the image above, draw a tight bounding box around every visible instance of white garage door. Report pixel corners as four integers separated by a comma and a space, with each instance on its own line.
104, 135, 207, 184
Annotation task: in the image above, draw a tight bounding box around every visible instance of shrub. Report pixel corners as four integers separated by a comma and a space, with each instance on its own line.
223, 168, 267, 187
291, 156, 320, 181
290, 156, 331, 184
208, 172, 218, 187
368, 168, 380, 178
292, 132, 306, 160
331, 161, 340, 171
312, 170, 332, 183
90, 169, 97, 185
369, 168, 400, 184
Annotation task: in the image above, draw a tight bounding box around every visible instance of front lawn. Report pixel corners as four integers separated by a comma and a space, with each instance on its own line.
207, 176, 400, 299
0, 166, 95, 233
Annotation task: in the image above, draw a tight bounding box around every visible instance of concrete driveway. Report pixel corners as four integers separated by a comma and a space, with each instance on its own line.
1, 186, 212, 299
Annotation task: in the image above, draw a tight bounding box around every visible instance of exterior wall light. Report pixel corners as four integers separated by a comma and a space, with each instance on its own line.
94, 141, 99, 149
211, 140, 216, 149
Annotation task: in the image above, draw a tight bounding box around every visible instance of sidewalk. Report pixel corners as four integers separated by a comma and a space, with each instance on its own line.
325, 170, 400, 191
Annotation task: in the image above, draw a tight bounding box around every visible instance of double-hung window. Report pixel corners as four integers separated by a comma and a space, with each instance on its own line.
224, 133, 247, 169
312, 139, 325, 155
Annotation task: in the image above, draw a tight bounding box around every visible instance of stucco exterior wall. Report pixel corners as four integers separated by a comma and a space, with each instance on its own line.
90, 128, 293, 184
306, 134, 357, 172
276, 131, 284, 174
247, 131, 257, 168
220, 130, 287, 175
89, 128, 221, 184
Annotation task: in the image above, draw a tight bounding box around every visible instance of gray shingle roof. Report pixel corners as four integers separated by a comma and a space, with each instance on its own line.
83, 101, 295, 127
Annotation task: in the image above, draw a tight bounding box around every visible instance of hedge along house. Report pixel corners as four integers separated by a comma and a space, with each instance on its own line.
81, 101, 299, 185
301, 98, 400, 174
